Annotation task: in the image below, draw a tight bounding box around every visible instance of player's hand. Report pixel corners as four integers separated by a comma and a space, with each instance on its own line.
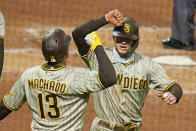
158, 92, 177, 105
84, 31, 102, 50
0, 12, 5, 38
105, 9, 124, 26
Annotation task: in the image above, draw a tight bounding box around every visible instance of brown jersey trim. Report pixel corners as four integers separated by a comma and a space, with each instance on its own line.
97, 73, 105, 89
80, 48, 91, 58
2, 98, 15, 111
165, 83, 183, 103
163, 81, 176, 93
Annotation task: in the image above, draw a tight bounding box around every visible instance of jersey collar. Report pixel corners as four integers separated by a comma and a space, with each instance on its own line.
41, 63, 66, 71
112, 47, 134, 65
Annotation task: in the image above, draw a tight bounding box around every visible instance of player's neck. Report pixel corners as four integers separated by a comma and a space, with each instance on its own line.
58, 59, 67, 66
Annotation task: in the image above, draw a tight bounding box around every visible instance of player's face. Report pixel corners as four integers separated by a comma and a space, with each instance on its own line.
114, 36, 133, 55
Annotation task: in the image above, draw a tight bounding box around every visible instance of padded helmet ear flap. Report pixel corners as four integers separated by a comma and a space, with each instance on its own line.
42, 28, 71, 63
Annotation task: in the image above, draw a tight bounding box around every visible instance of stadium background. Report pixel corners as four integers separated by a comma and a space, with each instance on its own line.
0, 0, 196, 131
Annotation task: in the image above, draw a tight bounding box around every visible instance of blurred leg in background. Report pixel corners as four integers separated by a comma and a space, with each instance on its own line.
162, 0, 196, 51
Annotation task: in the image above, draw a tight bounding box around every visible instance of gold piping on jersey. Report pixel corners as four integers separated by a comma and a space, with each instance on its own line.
163, 81, 176, 93
81, 45, 103, 58
0, 36, 4, 39
124, 61, 133, 65
97, 73, 105, 89
116, 74, 147, 90
28, 79, 66, 93
2, 98, 15, 111
41, 65, 66, 71
81, 49, 91, 58
5, 89, 15, 97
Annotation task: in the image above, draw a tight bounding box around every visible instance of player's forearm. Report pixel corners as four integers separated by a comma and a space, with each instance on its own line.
94, 46, 117, 88
0, 100, 12, 120
0, 38, 4, 77
72, 15, 108, 55
73, 15, 107, 38
73, 15, 107, 36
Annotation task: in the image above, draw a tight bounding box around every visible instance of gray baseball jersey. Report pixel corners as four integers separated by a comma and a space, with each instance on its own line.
82, 47, 175, 128
0, 11, 5, 38
3, 65, 105, 131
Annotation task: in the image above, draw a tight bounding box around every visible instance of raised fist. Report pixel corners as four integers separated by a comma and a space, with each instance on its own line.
105, 9, 124, 26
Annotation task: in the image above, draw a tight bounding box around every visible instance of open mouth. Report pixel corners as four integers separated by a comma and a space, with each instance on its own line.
119, 45, 128, 50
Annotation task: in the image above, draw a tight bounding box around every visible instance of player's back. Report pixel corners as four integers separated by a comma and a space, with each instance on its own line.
21, 65, 92, 131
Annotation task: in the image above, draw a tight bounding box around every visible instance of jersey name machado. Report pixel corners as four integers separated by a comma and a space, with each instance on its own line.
28, 78, 66, 93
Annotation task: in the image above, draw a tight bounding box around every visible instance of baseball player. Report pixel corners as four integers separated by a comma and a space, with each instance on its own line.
72, 9, 183, 131
0, 28, 117, 130
0, 11, 5, 77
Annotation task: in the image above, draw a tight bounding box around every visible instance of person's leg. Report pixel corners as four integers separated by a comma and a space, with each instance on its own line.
162, 0, 195, 50
172, 0, 195, 43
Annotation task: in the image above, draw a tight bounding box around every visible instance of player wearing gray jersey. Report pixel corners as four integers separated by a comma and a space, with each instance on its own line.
72, 9, 183, 131
0, 28, 117, 131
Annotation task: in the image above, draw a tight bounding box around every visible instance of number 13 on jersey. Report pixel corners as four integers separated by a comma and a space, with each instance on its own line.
37, 93, 61, 119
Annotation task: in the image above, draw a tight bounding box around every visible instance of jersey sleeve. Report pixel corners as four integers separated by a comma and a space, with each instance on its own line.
82, 50, 99, 70
0, 12, 5, 78
3, 74, 26, 111
65, 69, 104, 94
149, 60, 176, 93
0, 12, 5, 38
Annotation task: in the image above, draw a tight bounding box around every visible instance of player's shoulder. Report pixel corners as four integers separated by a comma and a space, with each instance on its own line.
104, 47, 112, 52
135, 52, 156, 63
88, 47, 113, 60
104, 47, 113, 55
71, 67, 90, 73
68, 67, 96, 78
135, 52, 149, 59
22, 65, 41, 75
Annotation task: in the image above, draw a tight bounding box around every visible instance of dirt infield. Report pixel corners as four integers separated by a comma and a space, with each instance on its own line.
0, 0, 196, 131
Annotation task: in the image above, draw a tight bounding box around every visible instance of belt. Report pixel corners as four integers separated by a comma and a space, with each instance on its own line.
99, 120, 137, 131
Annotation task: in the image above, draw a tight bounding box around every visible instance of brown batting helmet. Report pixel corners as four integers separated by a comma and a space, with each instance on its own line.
42, 28, 71, 63
112, 17, 139, 57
